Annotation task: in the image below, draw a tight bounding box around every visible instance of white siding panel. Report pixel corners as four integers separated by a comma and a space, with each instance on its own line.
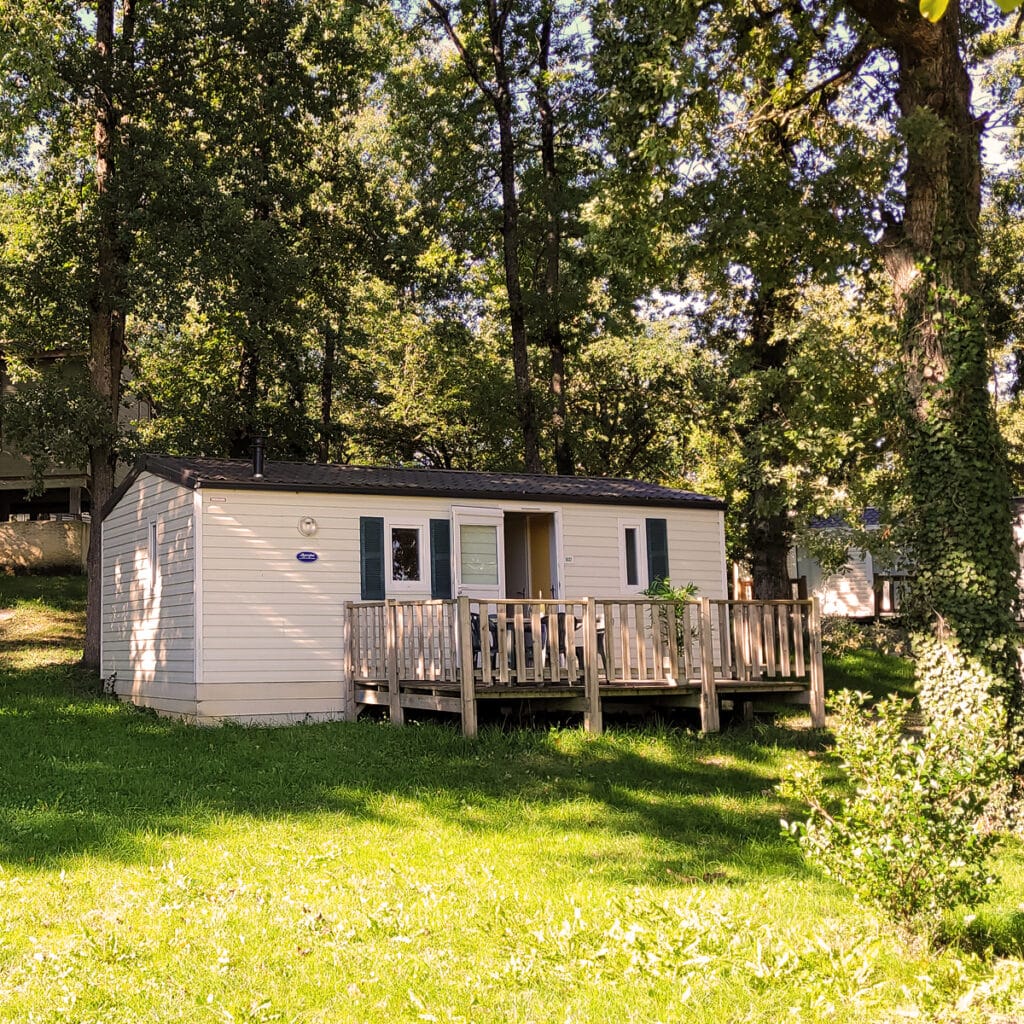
200, 682, 344, 701
101, 472, 197, 715
559, 504, 727, 600
795, 545, 875, 617
197, 489, 727, 721
195, 697, 347, 724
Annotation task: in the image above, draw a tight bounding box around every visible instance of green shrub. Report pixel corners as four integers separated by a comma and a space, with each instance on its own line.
644, 578, 699, 652
821, 616, 912, 660
780, 689, 1004, 940
643, 578, 698, 603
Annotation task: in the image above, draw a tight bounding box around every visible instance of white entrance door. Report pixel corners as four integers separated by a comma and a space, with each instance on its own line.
451, 506, 505, 599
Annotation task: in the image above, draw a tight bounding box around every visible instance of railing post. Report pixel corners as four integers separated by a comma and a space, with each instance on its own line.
385, 599, 403, 725
665, 601, 680, 683
583, 597, 603, 735
699, 596, 720, 733
808, 596, 826, 728
457, 596, 477, 738
342, 601, 357, 722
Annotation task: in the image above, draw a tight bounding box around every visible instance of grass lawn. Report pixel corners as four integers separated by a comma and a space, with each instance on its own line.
1, 577, 1023, 1023
824, 647, 917, 702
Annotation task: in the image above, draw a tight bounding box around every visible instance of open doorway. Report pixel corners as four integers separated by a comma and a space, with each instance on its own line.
503, 512, 558, 599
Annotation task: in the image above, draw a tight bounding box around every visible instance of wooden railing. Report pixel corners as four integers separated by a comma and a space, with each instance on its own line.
709, 599, 814, 683
343, 595, 824, 736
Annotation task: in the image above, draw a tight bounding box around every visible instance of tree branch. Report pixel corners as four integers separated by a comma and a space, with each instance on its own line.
787, 33, 878, 111
423, 0, 498, 105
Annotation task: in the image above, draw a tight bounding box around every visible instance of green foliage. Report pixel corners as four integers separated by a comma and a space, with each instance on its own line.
1, 0, 390, 468
821, 617, 913, 662
643, 578, 699, 603
782, 691, 1005, 939
0, 355, 113, 489
568, 325, 722, 480
685, 278, 902, 572
334, 280, 521, 469
644, 578, 699, 653
894, 277, 1023, 745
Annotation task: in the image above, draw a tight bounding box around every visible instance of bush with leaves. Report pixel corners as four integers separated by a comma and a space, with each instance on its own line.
821, 616, 912, 660
780, 689, 1004, 939
644, 578, 699, 653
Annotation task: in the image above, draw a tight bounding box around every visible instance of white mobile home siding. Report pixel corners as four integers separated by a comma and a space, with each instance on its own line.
1014, 507, 1024, 598
557, 503, 727, 598
795, 545, 875, 617
197, 488, 727, 723
101, 472, 196, 716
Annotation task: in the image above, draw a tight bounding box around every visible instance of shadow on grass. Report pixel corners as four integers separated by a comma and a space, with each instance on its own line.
0, 658, 823, 884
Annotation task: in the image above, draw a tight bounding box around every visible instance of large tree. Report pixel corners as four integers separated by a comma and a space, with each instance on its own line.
594, 0, 1022, 730
592, 0, 893, 597
837, 0, 1022, 731
0, 0, 371, 667
407, 0, 606, 473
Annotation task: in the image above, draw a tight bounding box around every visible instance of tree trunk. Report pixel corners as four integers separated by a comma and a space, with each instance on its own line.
537, 9, 574, 475
739, 290, 795, 600
319, 325, 337, 463
488, 0, 542, 472
83, 0, 131, 671
846, 0, 1022, 729
749, 514, 793, 601
424, 0, 543, 472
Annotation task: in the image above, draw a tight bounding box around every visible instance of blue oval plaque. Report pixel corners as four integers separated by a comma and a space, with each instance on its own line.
296, 551, 318, 563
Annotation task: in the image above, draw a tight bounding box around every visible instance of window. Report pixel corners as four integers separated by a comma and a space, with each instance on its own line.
148, 519, 159, 590
624, 526, 639, 587
618, 519, 647, 593
387, 521, 427, 591
459, 524, 499, 585
391, 527, 421, 582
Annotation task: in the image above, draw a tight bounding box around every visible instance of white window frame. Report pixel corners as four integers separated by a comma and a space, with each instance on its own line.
385, 517, 429, 593
618, 519, 648, 594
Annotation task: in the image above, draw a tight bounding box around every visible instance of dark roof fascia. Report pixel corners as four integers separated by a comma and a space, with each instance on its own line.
100, 458, 147, 521
188, 477, 727, 510
104, 455, 726, 515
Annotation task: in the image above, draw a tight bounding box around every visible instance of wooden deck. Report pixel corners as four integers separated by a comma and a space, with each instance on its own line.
342, 596, 825, 736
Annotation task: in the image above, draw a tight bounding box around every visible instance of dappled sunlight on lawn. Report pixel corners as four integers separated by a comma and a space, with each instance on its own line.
2, 576, 1024, 1022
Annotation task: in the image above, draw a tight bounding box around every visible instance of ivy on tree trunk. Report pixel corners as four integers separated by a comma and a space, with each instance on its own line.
845, 0, 1023, 735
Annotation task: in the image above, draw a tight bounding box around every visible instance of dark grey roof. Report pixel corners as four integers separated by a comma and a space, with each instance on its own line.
105, 454, 725, 518
810, 508, 882, 530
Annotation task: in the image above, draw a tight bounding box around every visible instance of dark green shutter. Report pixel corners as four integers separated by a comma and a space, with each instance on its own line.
645, 517, 670, 586
359, 516, 385, 600
429, 518, 452, 599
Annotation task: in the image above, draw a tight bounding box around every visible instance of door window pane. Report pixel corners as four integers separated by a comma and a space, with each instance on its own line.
460, 525, 499, 584
392, 527, 421, 581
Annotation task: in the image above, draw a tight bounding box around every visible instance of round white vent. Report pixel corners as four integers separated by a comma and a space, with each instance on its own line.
297, 516, 319, 537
